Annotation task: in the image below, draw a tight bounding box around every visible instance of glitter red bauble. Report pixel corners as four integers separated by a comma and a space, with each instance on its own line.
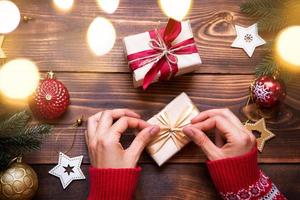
29, 72, 70, 120
251, 76, 286, 108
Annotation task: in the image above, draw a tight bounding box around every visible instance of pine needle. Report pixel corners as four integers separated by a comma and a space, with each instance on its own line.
240, 0, 289, 32
0, 111, 30, 138
241, 0, 299, 82
0, 110, 52, 170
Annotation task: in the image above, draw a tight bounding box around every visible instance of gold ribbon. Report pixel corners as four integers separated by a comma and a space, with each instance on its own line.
147, 105, 197, 155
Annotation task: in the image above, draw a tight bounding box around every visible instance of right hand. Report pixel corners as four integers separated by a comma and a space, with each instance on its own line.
183, 108, 256, 161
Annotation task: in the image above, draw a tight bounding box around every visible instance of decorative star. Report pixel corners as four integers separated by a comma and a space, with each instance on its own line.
49, 152, 85, 189
231, 23, 266, 57
0, 35, 6, 59
244, 118, 275, 152
63, 164, 75, 175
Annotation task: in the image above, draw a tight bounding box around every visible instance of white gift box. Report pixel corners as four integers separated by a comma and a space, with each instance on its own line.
146, 92, 199, 166
123, 20, 202, 88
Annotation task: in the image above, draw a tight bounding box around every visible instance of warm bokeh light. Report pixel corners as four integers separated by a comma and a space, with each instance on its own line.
276, 26, 300, 67
97, 0, 119, 14
0, 0, 21, 34
87, 17, 116, 56
159, 0, 192, 21
0, 59, 40, 100
53, 0, 74, 11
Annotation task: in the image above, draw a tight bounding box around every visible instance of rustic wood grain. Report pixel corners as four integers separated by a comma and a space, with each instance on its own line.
21, 73, 300, 164
32, 164, 300, 200
2, 0, 300, 199
3, 0, 267, 74
24, 123, 300, 164
9, 72, 298, 125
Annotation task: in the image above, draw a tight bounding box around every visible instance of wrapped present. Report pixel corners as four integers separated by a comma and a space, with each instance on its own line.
146, 92, 199, 166
123, 19, 202, 89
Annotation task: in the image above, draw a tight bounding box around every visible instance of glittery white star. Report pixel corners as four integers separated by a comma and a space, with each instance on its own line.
231, 23, 266, 57
253, 83, 271, 102
49, 152, 85, 189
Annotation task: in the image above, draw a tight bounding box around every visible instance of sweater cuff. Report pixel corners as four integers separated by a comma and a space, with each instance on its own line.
88, 167, 141, 200
207, 147, 260, 193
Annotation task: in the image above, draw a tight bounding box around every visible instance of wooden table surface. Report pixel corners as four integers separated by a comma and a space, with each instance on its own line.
3, 0, 300, 199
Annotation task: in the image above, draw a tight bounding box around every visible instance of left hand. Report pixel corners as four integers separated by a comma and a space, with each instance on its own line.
85, 109, 160, 168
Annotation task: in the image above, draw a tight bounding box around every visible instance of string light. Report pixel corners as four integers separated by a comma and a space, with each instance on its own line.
0, 59, 40, 100
276, 26, 300, 67
0, 0, 21, 34
87, 17, 116, 56
97, 0, 119, 14
159, 0, 192, 21
53, 0, 74, 11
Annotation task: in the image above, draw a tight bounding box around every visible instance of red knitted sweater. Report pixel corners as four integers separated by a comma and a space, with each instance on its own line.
87, 147, 286, 200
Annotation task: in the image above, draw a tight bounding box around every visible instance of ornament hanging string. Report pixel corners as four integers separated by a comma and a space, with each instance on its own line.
55, 116, 84, 155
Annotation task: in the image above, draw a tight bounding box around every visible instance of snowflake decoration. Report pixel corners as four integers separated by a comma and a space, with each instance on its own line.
252, 83, 271, 102
244, 34, 253, 43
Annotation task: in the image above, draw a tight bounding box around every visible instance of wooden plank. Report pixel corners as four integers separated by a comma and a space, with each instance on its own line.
32, 164, 300, 200
3, 0, 266, 74
24, 125, 300, 164
21, 73, 300, 164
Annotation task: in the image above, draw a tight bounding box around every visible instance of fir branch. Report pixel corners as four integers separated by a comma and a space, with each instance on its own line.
240, 0, 289, 32
255, 54, 278, 77
0, 124, 52, 152
240, 0, 285, 18
0, 110, 52, 170
258, 15, 287, 32
0, 111, 31, 138
255, 54, 295, 83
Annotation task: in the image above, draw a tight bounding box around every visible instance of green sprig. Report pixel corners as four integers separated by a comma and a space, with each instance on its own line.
0, 111, 52, 171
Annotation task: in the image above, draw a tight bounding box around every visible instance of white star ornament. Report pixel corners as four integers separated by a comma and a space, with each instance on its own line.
49, 152, 85, 189
231, 23, 266, 57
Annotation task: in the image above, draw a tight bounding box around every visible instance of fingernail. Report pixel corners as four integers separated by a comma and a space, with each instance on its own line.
183, 127, 194, 137
149, 126, 160, 135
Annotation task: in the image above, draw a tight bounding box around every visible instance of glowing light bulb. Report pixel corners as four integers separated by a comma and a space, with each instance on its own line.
0, 0, 21, 34
159, 0, 192, 21
0, 59, 40, 100
53, 0, 74, 11
97, 0, 119, 14
87, 17, 116, 56
276, 26, 300, 67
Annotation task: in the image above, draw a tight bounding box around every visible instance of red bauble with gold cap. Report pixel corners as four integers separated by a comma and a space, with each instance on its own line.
29, 72, 70, 120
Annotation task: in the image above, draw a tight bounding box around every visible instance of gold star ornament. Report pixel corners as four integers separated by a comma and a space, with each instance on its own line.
0, 35, 6, 59
244, 118, 275, 152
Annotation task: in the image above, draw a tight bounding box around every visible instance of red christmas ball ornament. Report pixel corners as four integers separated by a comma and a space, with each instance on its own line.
251, 76, 286, 108
29, 72, 70, 120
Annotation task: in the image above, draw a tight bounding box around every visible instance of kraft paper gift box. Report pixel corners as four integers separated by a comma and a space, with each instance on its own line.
146, 92, 199, 166
123, 19, 202, 89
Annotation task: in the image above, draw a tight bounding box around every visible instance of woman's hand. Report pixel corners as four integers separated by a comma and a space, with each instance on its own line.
183, 109, 256, 161
85, 109, 160, 168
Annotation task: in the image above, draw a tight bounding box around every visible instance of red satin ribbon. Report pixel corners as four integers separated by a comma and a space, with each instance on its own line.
127, 19, 198, 90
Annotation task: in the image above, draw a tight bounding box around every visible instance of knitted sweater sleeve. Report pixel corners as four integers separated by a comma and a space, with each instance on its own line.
207, 147, 286, 200
87, 167, 141, 200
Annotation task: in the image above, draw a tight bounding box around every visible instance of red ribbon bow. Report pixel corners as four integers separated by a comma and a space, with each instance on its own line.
127, 19, 198, 90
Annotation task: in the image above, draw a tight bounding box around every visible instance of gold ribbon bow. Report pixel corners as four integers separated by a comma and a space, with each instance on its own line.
148, 105, 197, 155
